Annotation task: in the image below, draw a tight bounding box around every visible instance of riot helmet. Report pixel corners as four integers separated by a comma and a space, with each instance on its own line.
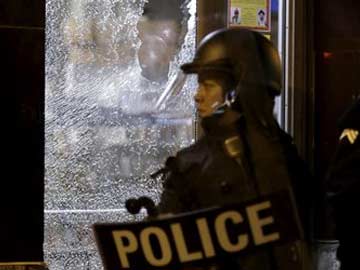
181, 28, 282, 100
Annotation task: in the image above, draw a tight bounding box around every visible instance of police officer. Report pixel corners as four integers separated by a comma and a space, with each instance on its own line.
325, 98, 360, 270
154, 28, 311, 270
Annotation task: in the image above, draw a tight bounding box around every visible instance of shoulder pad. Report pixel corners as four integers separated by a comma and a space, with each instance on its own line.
339, 128, 359, 144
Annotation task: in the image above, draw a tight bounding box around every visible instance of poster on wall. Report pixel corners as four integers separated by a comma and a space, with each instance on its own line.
228, 0, 271, 32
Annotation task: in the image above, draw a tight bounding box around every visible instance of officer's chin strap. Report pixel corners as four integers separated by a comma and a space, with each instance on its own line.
211, 89, 237, 115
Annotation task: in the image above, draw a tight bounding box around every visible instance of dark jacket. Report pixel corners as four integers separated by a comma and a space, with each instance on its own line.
325, 98, 360, 269
326, 98, 360, 200
156, 109, 311, 270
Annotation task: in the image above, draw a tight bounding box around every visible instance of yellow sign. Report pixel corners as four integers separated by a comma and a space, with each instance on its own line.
229, 0, 270, 31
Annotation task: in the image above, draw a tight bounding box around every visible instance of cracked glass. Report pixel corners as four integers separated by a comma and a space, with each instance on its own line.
45, 0, 197, 269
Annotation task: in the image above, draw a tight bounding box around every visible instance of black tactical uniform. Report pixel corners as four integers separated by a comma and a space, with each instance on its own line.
325, 98, 360, 270
157, 115, 311, 270
154, 28, 311, 270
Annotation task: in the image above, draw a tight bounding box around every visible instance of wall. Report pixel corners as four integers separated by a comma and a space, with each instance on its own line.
0, 0, 45, 262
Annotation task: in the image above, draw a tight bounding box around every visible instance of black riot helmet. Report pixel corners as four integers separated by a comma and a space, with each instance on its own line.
181, 28, 282, 98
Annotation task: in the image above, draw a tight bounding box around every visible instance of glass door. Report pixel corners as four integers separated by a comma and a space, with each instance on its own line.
45, 1, 197, 269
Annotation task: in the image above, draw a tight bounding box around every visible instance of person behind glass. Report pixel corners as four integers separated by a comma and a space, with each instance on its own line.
154, 28, 311, 270
325, 97, 360, 270
257, 9, 266, 26
137, 0, 189, 83
232, 8, 240, 24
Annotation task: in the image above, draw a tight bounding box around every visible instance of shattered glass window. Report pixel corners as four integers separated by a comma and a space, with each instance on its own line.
45, 0, 197, 269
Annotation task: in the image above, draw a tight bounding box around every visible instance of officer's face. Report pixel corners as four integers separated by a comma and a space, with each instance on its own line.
194, 76, 224, 118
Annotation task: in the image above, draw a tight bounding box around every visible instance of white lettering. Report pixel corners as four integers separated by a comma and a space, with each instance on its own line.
196, 218, 216, 258
215, 211, 249, 252
112, 230, 138, 268
171, 223, 203, 262
140, 227, 172, 266
246, 201, 280, 245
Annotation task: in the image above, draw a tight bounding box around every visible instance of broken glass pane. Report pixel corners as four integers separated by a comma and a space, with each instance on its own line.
45, 0, 197, 269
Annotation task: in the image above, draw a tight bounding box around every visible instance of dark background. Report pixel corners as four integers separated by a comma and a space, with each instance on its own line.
314, 0, 360, 182
0, 0, 45, 262
314, 0, 360, 238
1, 0, 360, 262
